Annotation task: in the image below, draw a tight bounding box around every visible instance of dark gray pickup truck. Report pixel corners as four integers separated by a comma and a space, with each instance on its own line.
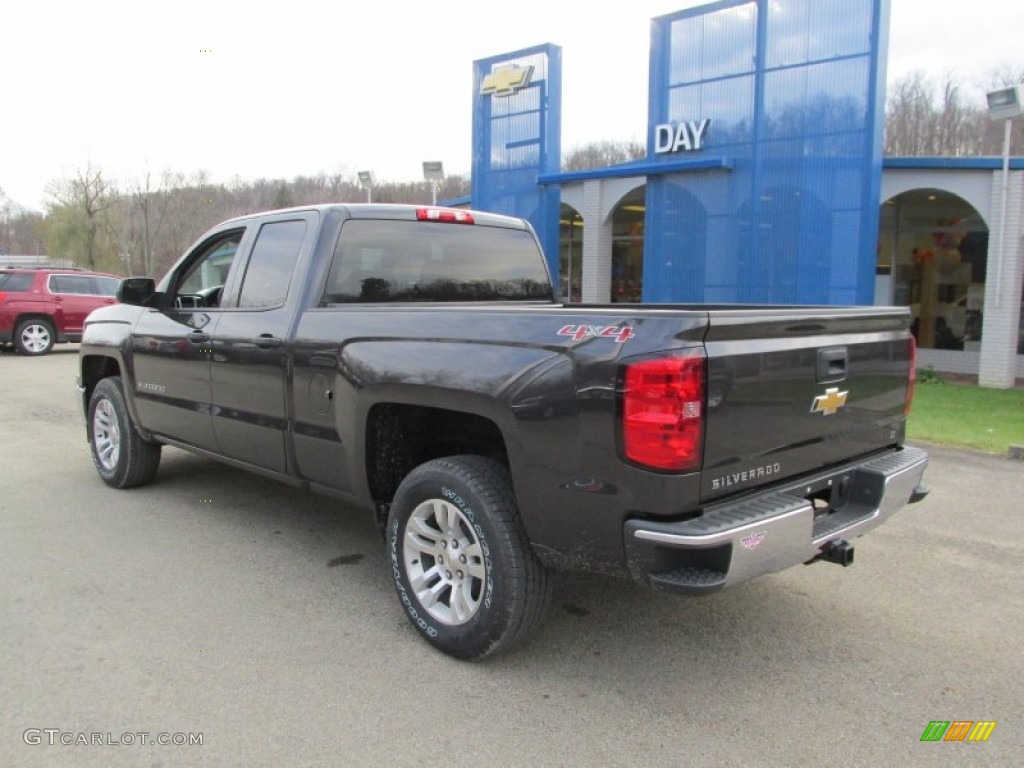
78, 203, 928, 659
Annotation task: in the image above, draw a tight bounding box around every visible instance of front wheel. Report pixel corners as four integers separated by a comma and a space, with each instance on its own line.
88, 376, 161, 488
387, 456, 550, 660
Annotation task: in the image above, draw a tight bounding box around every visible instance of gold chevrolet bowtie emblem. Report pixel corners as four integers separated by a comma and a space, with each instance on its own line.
480, 65, 533, 97
811, 387, 849, 416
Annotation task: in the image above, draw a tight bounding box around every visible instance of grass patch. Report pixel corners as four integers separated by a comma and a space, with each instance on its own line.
907, 376, 1024, 453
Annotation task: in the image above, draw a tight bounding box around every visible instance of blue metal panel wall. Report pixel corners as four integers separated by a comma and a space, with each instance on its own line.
644, 0, 889, 305
472, 44, 562, 281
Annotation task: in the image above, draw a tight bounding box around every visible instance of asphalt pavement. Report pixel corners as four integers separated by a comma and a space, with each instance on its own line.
1, 347, 1021, 767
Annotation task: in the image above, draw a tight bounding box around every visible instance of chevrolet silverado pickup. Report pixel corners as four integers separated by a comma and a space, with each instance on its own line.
77, 203, 928, 660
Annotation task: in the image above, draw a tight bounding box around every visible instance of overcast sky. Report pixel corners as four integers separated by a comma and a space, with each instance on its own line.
2, 0, 1022, 212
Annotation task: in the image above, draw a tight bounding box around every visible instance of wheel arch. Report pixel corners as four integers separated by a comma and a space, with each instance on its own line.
14, 312, 57, 328
80, 354, 122, 406
79, 353, 152, 442
365, 399, 511, 500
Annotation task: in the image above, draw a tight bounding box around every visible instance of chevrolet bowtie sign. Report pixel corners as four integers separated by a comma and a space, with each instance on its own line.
811, 387, 849, 416
480, 65, 534, 97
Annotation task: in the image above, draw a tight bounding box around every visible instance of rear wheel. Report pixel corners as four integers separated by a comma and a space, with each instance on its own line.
15, 319, 55, 355
387, 455, 550, 660
88, 376, 161, 488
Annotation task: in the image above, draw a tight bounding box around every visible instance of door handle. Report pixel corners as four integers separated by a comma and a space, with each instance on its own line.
188, 331, 211, 344
817, 347, 847, 382
253, 334, 284, 349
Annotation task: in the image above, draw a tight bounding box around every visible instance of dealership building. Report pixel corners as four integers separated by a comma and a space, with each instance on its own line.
462, 0, 1024, 386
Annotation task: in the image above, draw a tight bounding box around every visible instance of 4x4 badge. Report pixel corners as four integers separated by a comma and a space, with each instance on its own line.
811, 387, 848, 416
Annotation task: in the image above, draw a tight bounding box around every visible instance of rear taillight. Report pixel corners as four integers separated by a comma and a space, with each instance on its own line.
622, 352, 705, 471
905, 335, 917, 416
416, 207, 475, 224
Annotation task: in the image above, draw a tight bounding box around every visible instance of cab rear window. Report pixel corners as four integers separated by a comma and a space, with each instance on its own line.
322, 220, 551, 304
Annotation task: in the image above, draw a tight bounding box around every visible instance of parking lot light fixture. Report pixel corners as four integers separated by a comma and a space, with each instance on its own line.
985, 85, 1024, 308
422, 161, 444, 206
357, 170, 376, 204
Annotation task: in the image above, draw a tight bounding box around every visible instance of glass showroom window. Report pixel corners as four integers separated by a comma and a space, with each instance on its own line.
878, 189, 988, 351
559, 204, 583, 303
611, 188, 645, 303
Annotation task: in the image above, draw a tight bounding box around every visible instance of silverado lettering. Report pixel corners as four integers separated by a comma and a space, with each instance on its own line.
77, 203, 929, 661
711, 463, 783, 491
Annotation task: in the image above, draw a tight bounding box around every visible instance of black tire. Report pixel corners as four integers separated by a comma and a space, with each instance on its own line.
387, 455, 550, 660
88, 376, 162, 488
14, 318, 55, 355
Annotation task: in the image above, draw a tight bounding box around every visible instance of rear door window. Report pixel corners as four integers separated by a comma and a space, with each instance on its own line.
236, 220, 307, 308
94, 277, 119, 296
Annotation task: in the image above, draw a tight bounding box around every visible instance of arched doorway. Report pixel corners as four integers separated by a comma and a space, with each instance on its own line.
878, 189, 988, 351
558, 203, 583, 303
611, 187, 645, 303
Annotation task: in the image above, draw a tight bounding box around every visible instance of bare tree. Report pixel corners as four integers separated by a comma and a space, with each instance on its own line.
75, 165, 116, 269
157, 170, 218, 275
563, 140, 646, 171
0, 187, 11, 256
885, 71, 938, 155
44, 164, 117, 268
885, 68, 1024, 157
271, 183, 293, 210
935, 74, 972, 155
126, 171, 177, 275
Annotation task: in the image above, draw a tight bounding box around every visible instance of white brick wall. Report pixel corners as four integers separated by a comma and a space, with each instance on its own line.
580, 180, 612, 303
979, 170, 1024, 387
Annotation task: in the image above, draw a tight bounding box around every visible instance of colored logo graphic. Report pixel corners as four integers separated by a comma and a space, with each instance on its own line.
810, 387, 848, 416
480, 65, 533, 97
920, 721, 996, 742
740, 531, 766, 550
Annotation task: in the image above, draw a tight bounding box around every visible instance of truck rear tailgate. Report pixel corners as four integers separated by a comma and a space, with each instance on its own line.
700, 307, 913, 503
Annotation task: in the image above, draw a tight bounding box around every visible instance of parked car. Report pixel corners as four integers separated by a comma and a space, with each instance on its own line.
0, 267, 120, 355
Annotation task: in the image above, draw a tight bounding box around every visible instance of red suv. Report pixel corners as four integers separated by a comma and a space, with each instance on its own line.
0, 267, 120, 355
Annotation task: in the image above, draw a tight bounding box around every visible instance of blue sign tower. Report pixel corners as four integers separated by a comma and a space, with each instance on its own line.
472, 44, 563, 282
644, 0, 890, 304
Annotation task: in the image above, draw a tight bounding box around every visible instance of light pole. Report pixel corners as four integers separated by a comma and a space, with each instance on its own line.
985, 85, 1024, 309
422, 161, 444, 206
980, 84, 1024, 388
357, 170, 376, 204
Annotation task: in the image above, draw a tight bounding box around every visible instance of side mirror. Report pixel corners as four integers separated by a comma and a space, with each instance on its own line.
116, 277, 157, 306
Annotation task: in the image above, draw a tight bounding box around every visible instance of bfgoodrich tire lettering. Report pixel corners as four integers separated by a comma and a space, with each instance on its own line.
88, 376, 161, 489
387, 455, 550, 660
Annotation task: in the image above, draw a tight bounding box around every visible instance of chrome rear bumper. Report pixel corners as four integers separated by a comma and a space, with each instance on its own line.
624, 446, 929, 594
